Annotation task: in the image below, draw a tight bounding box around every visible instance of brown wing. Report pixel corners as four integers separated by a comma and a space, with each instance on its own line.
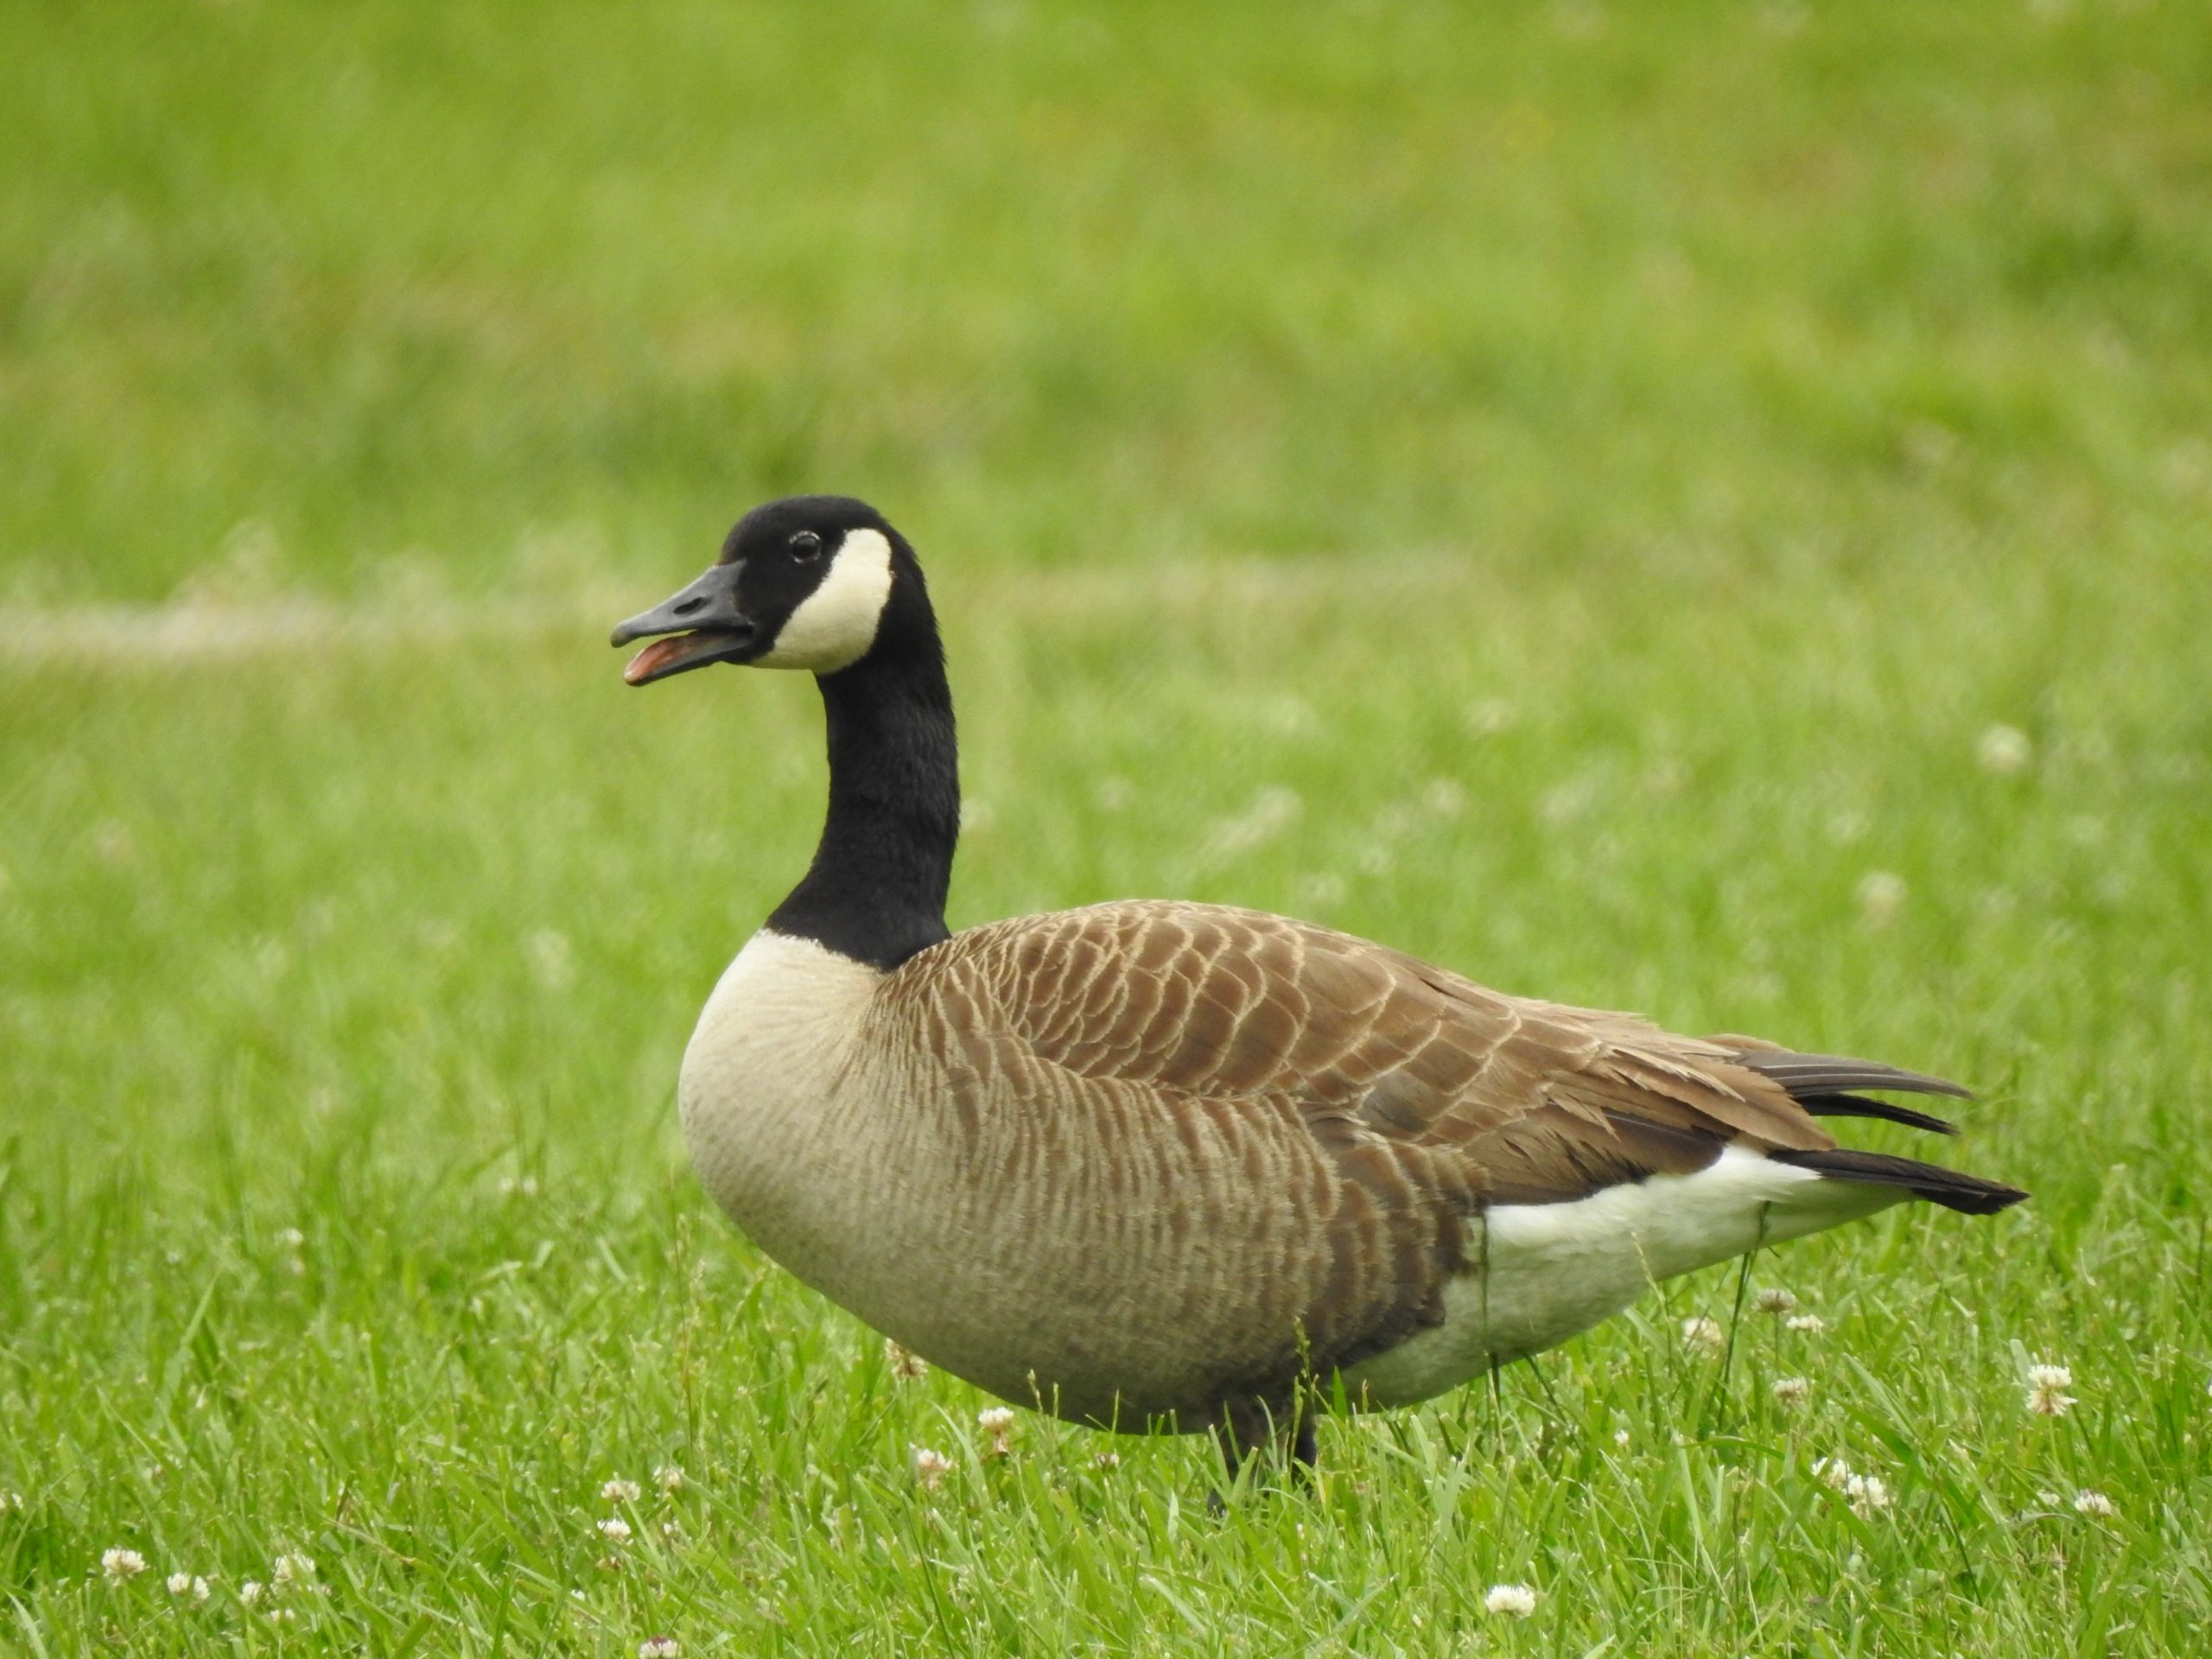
925, 900, 1835, 1184
888, 900, 1844, 1394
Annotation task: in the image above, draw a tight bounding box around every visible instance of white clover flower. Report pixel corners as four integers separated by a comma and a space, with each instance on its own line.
1200, 785, 1304, 865
912, 1447, 951, 1491
1977, 725, 2032, 777
1465, 698, 1518, 736
976, 1407, 1016, 1457
240, 1581, 264, 1606
1754, 1287, 1798, 1316
639, 1638, 682, 1658
1680, 1315, 1726, 1353
2073, 1490, 2116, 1518
1484, 1583, 1538, 1618
1857, 871, 1908, 925
272, 1552, 315, 1587
165, 1572, 210, 1603
601, 1478, 642, 1504
1771, 1376, 1812, 1408
1813, 1456, 1891, 1515
1786, 1313, 1827, 1335
1423, 779, 1468, 818
597, 1517, 632, 1544
1262, 695, 1318, 737
1613, 1427, 1632, 1448
1297, 873, 1349, 909
654, 1464, 686, 1493
884, 1339, 930, 1381
101, 1548, 146, 1583
265, 1607, 296, 1624
1846, 1473, 1892, 1516
2026, 1362, 2075, 1417
525, 928, 575, 992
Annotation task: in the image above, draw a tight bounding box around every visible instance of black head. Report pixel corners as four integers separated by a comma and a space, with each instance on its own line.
612, 496, 927, 686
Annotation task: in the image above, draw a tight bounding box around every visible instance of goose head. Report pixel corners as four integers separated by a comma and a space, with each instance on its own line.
612, 495, 923, 686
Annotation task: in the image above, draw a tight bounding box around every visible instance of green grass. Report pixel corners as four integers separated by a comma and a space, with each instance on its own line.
4, 1, 2211, 1653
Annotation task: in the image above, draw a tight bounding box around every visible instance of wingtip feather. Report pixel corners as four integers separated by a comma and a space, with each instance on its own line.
1727, 1048, 1976, 1102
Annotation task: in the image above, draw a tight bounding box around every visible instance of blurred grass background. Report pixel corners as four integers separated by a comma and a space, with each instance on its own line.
6, 0, 2208, 599
3, 1, 2211, 1653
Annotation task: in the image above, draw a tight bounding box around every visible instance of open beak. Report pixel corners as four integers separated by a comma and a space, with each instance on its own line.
610, 563, 760, 685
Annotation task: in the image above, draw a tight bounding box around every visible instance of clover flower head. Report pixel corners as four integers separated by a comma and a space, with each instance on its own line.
976, 1406, 1017, 1457
1484, 1583, 1538, 1618
2026, 1363, 2075, 1418
1978, 725, 2032, 776
912, 1447, 952, 1491
1846, 1472, 1892, 1516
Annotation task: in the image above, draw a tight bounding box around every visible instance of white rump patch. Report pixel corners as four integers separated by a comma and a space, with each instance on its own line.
759, 527, 896, 671
1343, 1145, 1905, 1406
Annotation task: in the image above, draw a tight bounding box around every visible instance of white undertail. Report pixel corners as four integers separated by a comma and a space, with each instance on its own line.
1343, 1146, 1903, 1404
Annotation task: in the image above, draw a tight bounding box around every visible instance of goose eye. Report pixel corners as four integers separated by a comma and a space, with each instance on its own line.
791, 531, 823, 562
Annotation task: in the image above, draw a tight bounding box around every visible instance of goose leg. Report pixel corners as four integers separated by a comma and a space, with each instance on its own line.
1210, 1395, 1319, 1507
1212, 1397, 1274, 1481
1288, 1408, 1319, 1471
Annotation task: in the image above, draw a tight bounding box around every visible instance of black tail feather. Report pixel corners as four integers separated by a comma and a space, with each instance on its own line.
1770, 1147, 2029, 1215
1796, 1091, 1960, 1136
1731, 1049, 1974, 1101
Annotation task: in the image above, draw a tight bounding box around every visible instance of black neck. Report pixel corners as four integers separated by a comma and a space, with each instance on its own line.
765, 627, 957, 972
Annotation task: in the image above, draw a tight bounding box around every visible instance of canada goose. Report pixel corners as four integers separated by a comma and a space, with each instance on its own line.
612, 495, 2026, 1471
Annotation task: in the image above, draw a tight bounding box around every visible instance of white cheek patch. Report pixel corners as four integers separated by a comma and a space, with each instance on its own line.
759, 527, 896, 671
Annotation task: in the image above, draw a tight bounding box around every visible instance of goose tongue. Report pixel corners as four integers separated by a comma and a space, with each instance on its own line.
625, 634, 698, 685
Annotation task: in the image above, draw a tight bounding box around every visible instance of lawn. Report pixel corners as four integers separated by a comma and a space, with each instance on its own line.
3, 1, 2210, 1654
